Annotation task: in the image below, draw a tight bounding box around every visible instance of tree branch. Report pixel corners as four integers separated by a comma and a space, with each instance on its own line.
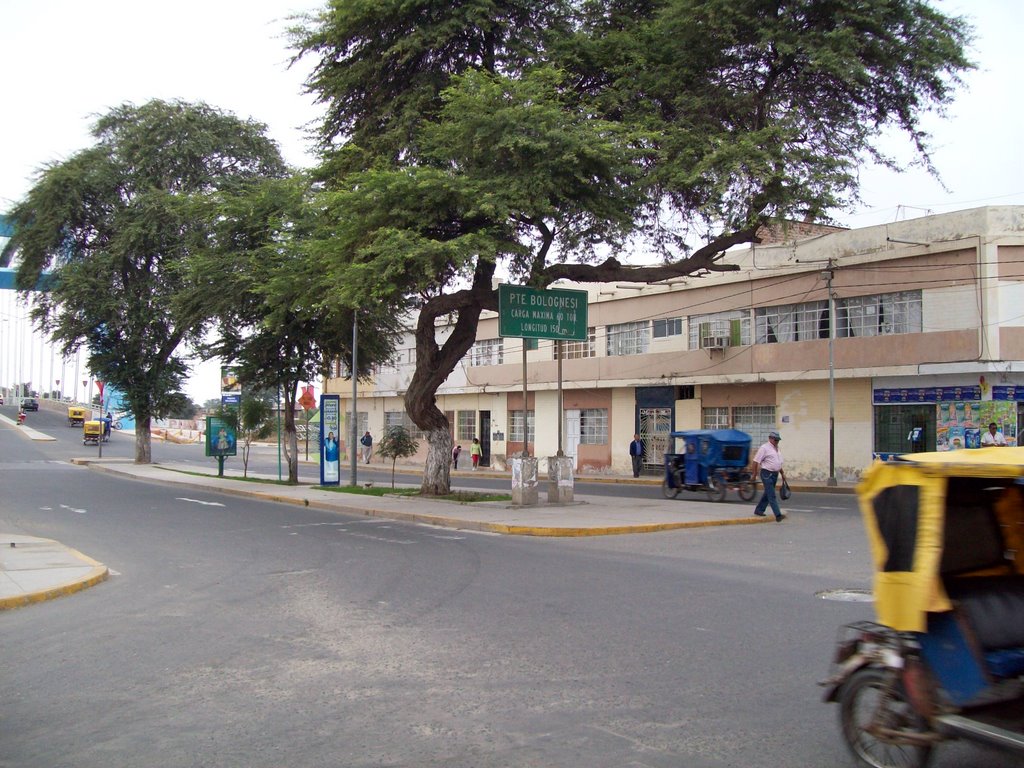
541, 226, 760, 285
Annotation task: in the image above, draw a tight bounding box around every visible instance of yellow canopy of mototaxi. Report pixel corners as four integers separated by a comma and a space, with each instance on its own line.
857, 447, 1024, 632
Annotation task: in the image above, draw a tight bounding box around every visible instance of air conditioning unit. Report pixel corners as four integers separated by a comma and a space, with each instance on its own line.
700, 335, 730, 350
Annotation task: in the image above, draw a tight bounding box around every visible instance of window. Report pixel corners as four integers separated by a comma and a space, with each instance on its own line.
652, 317, 683, 338
874, 405, 934, 455
385, 410, 426, 440
733, 406, 777, 446
579, 409, 608, 444
510, 410, 535, 442
702, 407, 731, 430
688, 310, 751, 349
469, 338, 503, 366
554, 328, 596, 359
755, 301, 829, 343
607, 321, 650, 356
457, 410, 476, 441
837, 291, 922, 338
345, 411, 368, 436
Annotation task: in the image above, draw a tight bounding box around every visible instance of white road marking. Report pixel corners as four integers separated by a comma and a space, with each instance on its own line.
175, 497, 225, 507
59, 504, 87, 514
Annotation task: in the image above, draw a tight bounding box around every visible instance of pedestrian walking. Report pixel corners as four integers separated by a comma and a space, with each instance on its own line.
628, 433, 645, 478
452, 444, 462, 470
470, 438, 482, 470
360, 430, 373, 463
752, 431, 786, 521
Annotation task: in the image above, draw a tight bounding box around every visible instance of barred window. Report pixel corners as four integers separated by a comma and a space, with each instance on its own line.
837, 290, 922, 338
457, 410, 476, 441
469, 338, 503, 366
509, 410, 535, 442
733, 406, 776, 446
554, 328, 596, 359
579, 408, 608, 444
688, 310, 751, 349
755, 301, 829, 343
345, 411, 368, 436
652, 317, 683, 338
384, 410, 427, 440
607, 321, 650, 356
702, 407, 731, 430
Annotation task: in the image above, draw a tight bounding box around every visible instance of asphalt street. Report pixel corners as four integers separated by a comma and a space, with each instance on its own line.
0, 404, 1014, 767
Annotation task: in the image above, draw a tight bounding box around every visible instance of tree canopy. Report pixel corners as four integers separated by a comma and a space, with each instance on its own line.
1, 99, 286, 462
292, 0, 972, 493
184, 173, 400, 483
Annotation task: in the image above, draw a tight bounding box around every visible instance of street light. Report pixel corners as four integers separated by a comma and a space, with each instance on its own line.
822, 266, 838, 487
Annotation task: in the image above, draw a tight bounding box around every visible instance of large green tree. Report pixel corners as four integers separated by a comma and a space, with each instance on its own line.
185, 174, 400, 483
292, 0, 972, 493
1, 100, 286, 462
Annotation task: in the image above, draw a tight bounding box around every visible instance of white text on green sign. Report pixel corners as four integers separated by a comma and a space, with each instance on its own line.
499, 285, 588, 341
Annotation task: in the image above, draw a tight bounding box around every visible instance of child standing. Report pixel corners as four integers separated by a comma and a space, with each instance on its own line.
452, 444, 462, 470
470, 438, 482, 470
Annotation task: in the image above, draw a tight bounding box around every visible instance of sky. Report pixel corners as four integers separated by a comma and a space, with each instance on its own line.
1, 0, 1022, 402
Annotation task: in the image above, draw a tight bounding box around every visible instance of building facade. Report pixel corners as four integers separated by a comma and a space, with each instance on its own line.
325, 206, 1024, 482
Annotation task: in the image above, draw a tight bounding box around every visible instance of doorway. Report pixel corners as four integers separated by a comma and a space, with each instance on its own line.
564, 409, 581, 468
479, 410, 491, 466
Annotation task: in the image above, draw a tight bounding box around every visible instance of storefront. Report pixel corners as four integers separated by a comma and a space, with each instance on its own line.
872, 375, 1023, 457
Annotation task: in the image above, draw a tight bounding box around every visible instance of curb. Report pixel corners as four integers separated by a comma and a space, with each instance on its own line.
82, 461, 769, 537
0, 542, 109, 611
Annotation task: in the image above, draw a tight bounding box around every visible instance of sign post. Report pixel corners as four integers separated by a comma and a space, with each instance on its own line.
320, 395, 341, 486
205, 416, 237, 477
498, 284, 588, 505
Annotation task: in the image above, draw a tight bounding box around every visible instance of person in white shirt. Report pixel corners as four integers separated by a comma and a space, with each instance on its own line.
752, 431, 787, 522
981, 422, 1007, 446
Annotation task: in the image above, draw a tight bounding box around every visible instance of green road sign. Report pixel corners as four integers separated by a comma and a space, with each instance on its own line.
499, 284, 589, 341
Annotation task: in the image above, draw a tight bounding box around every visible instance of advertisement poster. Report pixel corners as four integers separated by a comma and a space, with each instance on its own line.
937, 400, 1017, 450
205, 416, 237, 457
320, 394, 341, 485
221, 366, 241, 406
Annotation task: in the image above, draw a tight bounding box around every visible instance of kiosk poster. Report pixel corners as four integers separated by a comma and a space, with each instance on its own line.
320, 394, 341, 485
205, 416, 237, 457
937, 399, 1017, 450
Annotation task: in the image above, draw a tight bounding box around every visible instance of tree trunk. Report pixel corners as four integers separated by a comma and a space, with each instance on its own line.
134, 416, 152, 464
282, 386, 299, 484
420, 424, 453, 496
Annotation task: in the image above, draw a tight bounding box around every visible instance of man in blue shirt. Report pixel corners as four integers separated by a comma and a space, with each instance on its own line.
629, 434, 645, 478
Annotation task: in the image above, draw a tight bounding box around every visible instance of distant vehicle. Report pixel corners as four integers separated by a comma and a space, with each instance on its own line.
21, 397, 39, 411
0, 395, 4, 405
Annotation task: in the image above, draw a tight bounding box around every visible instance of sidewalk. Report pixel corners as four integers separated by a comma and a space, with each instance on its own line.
93, 458, 843, 535
0, 450, 855, 610
0, 534, 109, 610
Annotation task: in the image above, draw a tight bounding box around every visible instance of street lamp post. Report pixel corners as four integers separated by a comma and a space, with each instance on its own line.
823, 265, 838, 487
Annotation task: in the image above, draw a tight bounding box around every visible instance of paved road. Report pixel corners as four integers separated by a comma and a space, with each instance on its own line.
1, 406, 1010, 767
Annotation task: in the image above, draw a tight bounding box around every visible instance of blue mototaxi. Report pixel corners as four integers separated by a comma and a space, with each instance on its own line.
661, 429, 755, 503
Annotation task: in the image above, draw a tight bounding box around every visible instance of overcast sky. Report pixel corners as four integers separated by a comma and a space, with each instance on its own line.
1, 0, 1021, 401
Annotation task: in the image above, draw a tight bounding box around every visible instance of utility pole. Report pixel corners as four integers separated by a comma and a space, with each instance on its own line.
823, 264, 838, 487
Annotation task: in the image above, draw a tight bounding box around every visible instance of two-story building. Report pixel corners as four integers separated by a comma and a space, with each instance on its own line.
325, 206, 1024, 482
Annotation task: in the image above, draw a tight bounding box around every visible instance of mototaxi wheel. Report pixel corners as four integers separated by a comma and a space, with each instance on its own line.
738, 480, 756, 502
838, 666, 934, 768
706, 474, 727, 502
661, 479, 679, 499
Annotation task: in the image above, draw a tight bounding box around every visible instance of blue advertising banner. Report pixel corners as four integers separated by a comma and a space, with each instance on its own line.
320, 394, 341, 486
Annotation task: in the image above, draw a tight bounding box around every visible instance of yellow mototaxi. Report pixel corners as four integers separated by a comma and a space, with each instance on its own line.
82, 419, 104, 445
67, 405, 87, 427
823, 447, 1024, 768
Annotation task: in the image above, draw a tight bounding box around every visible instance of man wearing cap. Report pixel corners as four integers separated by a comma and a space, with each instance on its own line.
752, 431, 787, 522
